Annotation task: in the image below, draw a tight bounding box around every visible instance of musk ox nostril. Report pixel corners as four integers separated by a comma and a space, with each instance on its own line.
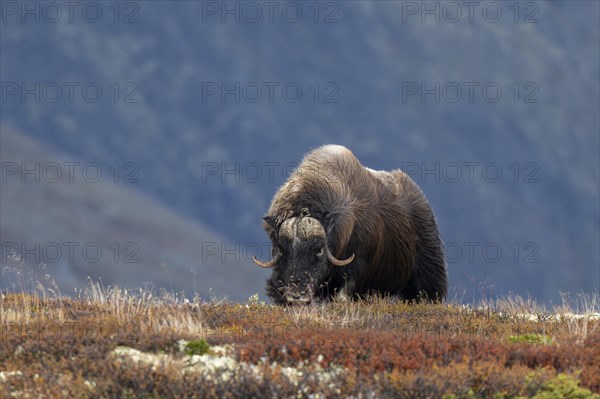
285, 295, 311, 305
284, 287, 312, 304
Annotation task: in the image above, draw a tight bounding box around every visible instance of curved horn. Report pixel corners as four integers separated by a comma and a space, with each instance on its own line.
324, 245, 355, 266
297, 216, 354, 266
253, 252, 281, 268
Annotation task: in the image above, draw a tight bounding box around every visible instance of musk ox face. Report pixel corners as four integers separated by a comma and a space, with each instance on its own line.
254, 216, 354, 305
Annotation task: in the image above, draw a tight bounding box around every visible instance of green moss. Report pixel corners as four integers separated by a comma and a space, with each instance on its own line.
508, 334, 553, 344
529, 374, 600, 399
442, 374, 599, 399
184, 339, 210, 356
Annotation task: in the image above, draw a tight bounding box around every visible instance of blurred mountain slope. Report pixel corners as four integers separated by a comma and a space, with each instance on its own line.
1, 1, 598, 302
0, 128, 267, 300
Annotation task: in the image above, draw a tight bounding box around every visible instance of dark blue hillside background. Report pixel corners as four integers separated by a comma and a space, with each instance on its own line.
1, 1, 598, 303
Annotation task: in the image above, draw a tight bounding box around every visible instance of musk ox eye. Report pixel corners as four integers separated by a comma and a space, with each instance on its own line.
316, 247, 324, 257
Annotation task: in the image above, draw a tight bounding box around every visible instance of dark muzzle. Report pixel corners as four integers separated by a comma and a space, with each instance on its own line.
283, 285, 313, 305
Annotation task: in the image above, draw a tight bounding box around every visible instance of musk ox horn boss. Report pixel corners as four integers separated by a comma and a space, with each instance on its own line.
254, 145, 447, 305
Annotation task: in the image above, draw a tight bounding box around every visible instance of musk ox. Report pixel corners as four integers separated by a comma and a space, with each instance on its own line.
253, 145, 447, 305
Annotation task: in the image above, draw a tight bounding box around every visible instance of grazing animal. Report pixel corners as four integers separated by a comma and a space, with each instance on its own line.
253, 145, 447, 305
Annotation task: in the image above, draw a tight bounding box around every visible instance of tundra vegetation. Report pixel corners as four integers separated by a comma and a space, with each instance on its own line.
1, 273, 599, 399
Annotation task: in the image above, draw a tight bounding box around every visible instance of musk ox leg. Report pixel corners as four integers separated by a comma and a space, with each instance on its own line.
333, 279, 358, 302
330, 266, 361, 302
265, 277, 287, 305
400, 233, 447, 302
401, 273, 426, 302
402, 255, 447, 302
334, 290, 351, 302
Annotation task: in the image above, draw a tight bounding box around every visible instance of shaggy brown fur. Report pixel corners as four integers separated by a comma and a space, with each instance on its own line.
262, 145, 447, 303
